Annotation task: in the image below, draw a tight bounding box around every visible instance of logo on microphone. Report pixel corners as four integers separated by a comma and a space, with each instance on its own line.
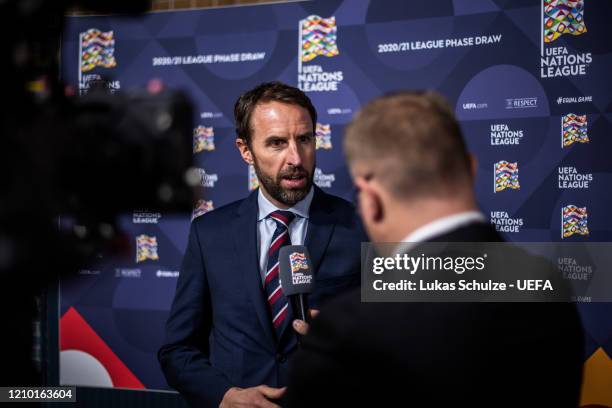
289, 252, 312, 285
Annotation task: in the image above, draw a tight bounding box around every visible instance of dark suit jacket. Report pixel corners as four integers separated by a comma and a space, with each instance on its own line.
286, 223, 584, 407
158, 187, 366, 407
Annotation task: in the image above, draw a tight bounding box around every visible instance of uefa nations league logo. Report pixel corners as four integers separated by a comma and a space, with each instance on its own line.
136, 234, 159, 263
193, 126, 215, 153
289, 251, 312, 285
494, 161, 520, 193
543, 0, 587, 43
78, 28, 119, 92
315, 123, 332, 150
300, 15, 339, 63
80, 28, 117, 73
298, 15, 343, 92
289, 252, 309, 274
561, 113, 588, 147
541, 0, 591, 78
562, 205, 589, 239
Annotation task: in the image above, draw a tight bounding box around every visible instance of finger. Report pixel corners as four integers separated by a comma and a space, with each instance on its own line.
309, 309, 320, 319
258, 385, 286, 399
292, 319, 309, 335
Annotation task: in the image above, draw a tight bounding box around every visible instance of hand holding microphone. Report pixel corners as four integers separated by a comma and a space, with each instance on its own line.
291, 309, 319, 335
278, 245, 319, 339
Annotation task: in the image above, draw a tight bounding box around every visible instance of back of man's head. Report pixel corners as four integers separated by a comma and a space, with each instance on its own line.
344, 91, 472, 200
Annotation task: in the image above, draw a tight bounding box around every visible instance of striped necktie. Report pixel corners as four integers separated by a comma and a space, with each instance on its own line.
265, 210, 295, 338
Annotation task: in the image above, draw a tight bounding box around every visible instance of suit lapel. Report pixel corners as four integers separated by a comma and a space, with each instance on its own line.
232, 191, 276, 351
304, 187, 336, 273
279, 187, 336, 346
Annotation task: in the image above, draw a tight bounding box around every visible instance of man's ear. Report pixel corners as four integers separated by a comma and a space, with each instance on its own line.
355, 177, 383, 225
236, 138, 253, 165
468, 153, 478, 180
370, 187, 383, 223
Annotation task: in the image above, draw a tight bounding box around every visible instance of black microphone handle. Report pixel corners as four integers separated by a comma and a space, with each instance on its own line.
290, 294, 310, 346
290, 294, 311, 324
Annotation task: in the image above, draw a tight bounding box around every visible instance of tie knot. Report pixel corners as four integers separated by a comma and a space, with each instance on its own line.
270, 210, 295, 229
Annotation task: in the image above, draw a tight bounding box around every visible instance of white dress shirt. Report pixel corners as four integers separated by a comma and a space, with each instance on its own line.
395, 211, 486, 254
257, 187, 314, 284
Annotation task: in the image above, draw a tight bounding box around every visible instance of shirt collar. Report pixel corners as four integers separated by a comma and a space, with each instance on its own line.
395, 211, 486, 254
257, 186, 314, 221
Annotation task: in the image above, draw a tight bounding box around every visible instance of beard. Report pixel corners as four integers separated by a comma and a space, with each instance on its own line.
252, 157, 314, 207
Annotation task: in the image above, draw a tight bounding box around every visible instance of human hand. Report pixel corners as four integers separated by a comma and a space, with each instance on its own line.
291, 309, 320, 336
219, 385, 286, 408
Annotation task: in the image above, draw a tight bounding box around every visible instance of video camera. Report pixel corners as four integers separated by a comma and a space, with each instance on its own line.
0, 0, 196, 386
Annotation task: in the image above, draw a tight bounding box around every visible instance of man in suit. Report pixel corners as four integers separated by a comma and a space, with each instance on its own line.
287, 91, 584, 406
158, 82, 365, 408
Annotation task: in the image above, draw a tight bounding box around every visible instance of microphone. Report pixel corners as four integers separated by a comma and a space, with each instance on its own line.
279, 245, 314, 333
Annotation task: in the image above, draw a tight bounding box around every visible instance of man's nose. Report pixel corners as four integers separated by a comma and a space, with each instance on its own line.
286, 141, 303, 167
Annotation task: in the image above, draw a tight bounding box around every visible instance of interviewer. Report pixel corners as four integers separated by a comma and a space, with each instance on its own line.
287, 91, 584, 407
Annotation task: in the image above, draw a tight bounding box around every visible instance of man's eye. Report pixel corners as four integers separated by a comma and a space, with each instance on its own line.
270, 139, 285, 147
299, 135, 312, 143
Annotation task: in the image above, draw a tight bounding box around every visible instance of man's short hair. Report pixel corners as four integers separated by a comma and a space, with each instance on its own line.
234, 81, 317, 146
344, 90, 472, 199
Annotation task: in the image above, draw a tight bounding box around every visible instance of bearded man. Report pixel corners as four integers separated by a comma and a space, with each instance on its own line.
159, 82, 366, 408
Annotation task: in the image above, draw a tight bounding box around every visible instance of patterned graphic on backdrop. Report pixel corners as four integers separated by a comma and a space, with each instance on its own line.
80, 28, 117, 72
562, 113, 589, 147
540, 0, 592, 78
135, 235, 159, 263
562, 205, 589, 238
193, 126, 215, 153
60, 1, 612, 399
494, 161, 520, 192
297, 14, 344, 93
315, 123, 332, 150
192, 199, 214, 220
544, 0, 587, 43
60, 307, 144, 389
300, 15, 339, 62
248, 164, 259, 191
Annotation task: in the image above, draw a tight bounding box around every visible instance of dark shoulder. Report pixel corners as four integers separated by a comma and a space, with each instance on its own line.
300, 288, 361, 350
307, 287, 389, 337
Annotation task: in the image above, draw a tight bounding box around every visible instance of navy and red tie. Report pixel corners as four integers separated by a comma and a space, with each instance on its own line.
264, 210, 295, 338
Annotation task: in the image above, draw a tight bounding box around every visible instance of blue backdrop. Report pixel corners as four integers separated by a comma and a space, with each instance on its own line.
59, 0, 612, 394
